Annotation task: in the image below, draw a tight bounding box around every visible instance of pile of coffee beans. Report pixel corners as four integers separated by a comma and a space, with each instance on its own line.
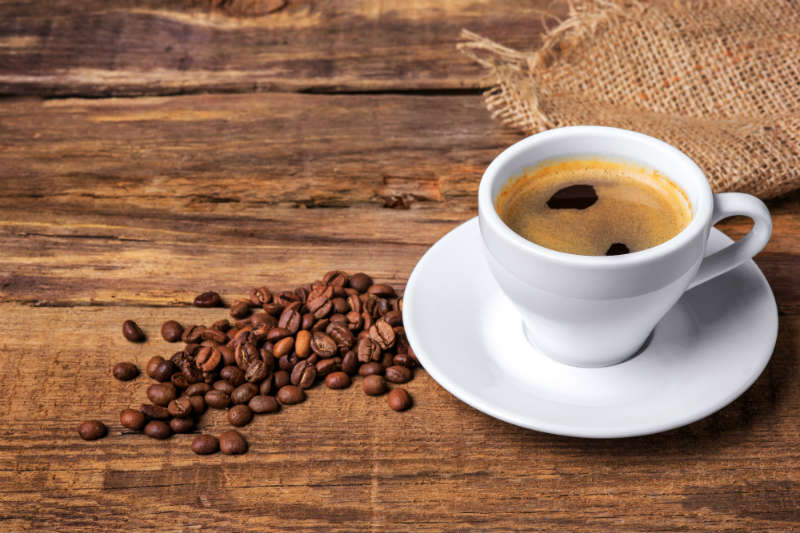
78, 272, 419, 455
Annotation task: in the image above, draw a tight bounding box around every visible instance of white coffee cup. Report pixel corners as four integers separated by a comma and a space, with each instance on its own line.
478, 126, 772, 367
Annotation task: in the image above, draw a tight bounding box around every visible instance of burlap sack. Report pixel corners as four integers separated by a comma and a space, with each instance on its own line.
459, 0, 799, 198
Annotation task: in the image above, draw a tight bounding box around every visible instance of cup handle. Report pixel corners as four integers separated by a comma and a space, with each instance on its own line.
688, 192, 772, 289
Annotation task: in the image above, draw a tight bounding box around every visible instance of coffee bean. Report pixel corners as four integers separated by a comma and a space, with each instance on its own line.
259, 378, 273, 396
201, 328, 227, 344
315, 356, 341, 377
381, 352, 394, 368
249, 395, 280, 414
194, 291, 222, 308
212, 318, 231, 332
342, 350, 358, 375
227, 404, 253, 427
362, 375, 387, 396
356, 337, 381, 363
311, 318, 330, 332
348, 273, 373, 293
325, 371, 351, 389
144, 420, 172, 439
277, 385, 305, 405
171, 372, 190, 389
148, 357, 176, 383
301, 312, 314, 330
263, 302, 284, 316
392, 353, 416, 369
369, 319, 396, 350
376, 298, 392, 316
273, 370, 290, 389
170, 417, 195, 434
234, 341, 259, 370
195, 346, 221, 373
147, 383, 177, 406
323, 270, 348, 288
78, 420, 107, 440
185, 382, 211, 396
112, 362, 139, 381
217, 365, 244, 387
167, 396, 193, 417
245, 360, 269, 383
310, 331, 337, 358
326, 323, 354, 351
385, 365, 412, 384
383, 310, 403, 327
192, 434, 220, 455
273, 336, 294, 358
295, 330, 311, 358
219, 430, 248, 455
230, 300, 251, 319
181, 324, 205, 344
141, 403, 170, 420
231, 382, 259, 404
358, 362, 384, 376
205, 390, 231, 409
387, 388, 412, 411
119, 409, 147, 430
278, 354, 293, 371
213, 380, 235, 395
331, 297, 348, 314
218, 345, 235, 366
367, 284, 396, 297
122, 320, 146, 342
266, 327, 292, 342
249, 286, 272, 307
278, 305, 302, 334
161, 320, 184, 342
189, 395, 206, 415
291, 360, 316, 389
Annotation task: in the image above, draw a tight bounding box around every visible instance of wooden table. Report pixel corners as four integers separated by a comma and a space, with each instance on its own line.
1, 1, 798, 531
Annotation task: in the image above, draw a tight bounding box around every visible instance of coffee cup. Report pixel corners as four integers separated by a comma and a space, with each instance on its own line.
478, 126, 772, 367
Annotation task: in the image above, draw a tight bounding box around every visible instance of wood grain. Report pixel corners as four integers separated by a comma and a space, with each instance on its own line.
0, 0, 556, 96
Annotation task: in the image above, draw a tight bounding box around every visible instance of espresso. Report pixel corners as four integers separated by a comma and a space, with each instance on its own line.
495, 158, 691, 256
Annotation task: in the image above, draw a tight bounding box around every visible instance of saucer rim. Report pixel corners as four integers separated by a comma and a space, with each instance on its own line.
403, 217, 778, 438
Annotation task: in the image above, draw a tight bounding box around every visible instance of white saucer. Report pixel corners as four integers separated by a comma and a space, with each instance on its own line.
403, 218, 778, 438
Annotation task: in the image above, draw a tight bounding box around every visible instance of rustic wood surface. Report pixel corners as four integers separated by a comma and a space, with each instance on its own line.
1, 2, 799, 531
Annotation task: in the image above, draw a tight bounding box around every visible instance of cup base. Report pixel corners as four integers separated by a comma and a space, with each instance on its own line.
522, 322, 654, 368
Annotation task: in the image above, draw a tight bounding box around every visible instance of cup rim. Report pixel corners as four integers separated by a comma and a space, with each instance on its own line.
478, 126, 713, 268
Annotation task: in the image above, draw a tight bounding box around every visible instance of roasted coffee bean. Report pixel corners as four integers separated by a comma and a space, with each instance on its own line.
167, 396, 193, 417
219, 430, 248, 455
189, 395, 207, 415
249, 286, 272, 307
393, 326, 410, 355
217, 345, 235, 366
290, 361, 316, 389
78, 420, 107, 441
181, 363, 203, 385
346, 311, 362, 330
387, 388, 412, 411
275, 290, 300, 306
141, 403, 170, 420
192, 434, 220, 455
346, 294, 361, 313
234, 341, 259, 370
385, 365, 412, 384
220, 365, 246, 387
263, 302, 284, 316
247, 392, 279, 413
185, 382, 211, 397
260, 348, 275, 368
212, 318, 231, 332
113, 362, 139, 381
356, 337, 381, 363
194, 291, 222, 308
171, 372, 190, 389
230, 300, 251, 319
368, 284, 396, 297
326, 323, 355, 351
259, 378, 273, 396
376, 298, 392, 317
331, 297, 349, 314
342, 350, 358, 375
195, 346, 221, 373
295, 330, 311, 358
272, 336, 294, 358
383, 310, 403, 327
251, 312, 277, 329
144, 420, 172, 439
295, 286, 310, 302
358, 362, 384, 376
205, 390, 231, 409
278, 354, 293, 371
273, 370, 290, 389
227, 404, 253, 427
381, 352, 394, 369
120, 409, 147, 430
161, 320, 184, 342
310, 331, 337, 358
122, 320, 146, 342
325, 371, 351, 389
315, 357, 340, 377
323, 270, 348, 288
393, 353, 416, 369
147, 383, 177, 406
369, 319, 396, 350
170, 417, 195, 434
277, 385, 305, 405
278, 305, 302, 334
348, 273, 373, 293
361, 311, 374, 330
213, 380, 235, 395
147, 356, 165, 380
181, 325, 205, 344
312, 299, 332, 319
301, 313, 314, 330
266, 327, 292, 342
311, 318, 330, 332
231, 382, 259, 404
245, 360, 270, 383
362, 374, 387, 396
201, 328, 227, 344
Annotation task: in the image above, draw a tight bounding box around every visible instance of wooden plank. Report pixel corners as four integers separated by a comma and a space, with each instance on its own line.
0, 0, 556, 96
0, 305, 798, 531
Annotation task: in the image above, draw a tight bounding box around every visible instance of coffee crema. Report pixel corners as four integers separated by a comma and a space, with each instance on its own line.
495, 158, 692, 256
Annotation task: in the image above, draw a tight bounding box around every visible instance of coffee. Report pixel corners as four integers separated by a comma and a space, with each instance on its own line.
495, 158, 692, 256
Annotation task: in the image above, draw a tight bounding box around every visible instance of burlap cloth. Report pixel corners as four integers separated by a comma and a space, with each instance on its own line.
459, 0, 799, 198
